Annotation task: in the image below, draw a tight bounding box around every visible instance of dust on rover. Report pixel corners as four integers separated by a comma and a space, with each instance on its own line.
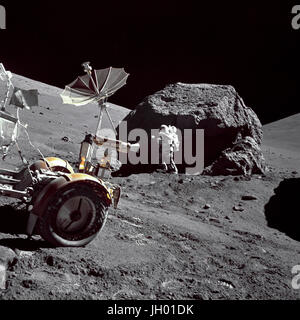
0, 62, 138, 247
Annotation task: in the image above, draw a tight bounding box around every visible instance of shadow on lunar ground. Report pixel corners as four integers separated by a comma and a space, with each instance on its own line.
0, 204, 51, 250
0, 237, 51, 251
265, 178, 300, 241
0, 204, 28, 235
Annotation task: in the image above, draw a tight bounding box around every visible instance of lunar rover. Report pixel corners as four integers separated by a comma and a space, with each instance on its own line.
0, 62, 136, 247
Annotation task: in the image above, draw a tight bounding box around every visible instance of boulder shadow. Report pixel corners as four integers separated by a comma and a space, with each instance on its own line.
264, 178, 300, 241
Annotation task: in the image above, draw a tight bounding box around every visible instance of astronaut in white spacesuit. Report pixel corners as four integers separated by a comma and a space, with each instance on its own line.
156, 124, 179, 174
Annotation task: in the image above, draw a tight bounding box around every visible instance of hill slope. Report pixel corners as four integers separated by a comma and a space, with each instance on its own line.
0, 74, 299, 300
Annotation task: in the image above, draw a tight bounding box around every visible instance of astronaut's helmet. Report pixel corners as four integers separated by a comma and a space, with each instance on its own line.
159, 124, 169, 133
170, 126, 177, 133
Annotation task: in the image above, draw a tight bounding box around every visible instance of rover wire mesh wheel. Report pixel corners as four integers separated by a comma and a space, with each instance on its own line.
37, 183, 108, 247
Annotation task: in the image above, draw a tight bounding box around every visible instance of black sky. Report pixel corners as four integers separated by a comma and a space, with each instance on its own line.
0, 1, 299, 124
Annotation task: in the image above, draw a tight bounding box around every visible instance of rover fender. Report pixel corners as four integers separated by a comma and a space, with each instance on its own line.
32, 173, 112, 218
63, 173, 112, 206
27, 173, 112, 236
29, 157, 74, 174
26, 176, 68, 235
44, 157, 74, 174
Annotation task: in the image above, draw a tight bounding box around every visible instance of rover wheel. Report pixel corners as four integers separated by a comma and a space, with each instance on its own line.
37, 183, 108, 247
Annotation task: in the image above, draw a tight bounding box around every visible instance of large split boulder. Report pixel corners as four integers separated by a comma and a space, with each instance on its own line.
203, 136, 266, 175
117, 82, 265, 175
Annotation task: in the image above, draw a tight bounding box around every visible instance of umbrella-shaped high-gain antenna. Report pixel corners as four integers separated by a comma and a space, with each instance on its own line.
82, 62, 115, 136
61, 62, 129, 137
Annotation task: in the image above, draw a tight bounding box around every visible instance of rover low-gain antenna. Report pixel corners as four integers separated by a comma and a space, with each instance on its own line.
81, 61, 92, 73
